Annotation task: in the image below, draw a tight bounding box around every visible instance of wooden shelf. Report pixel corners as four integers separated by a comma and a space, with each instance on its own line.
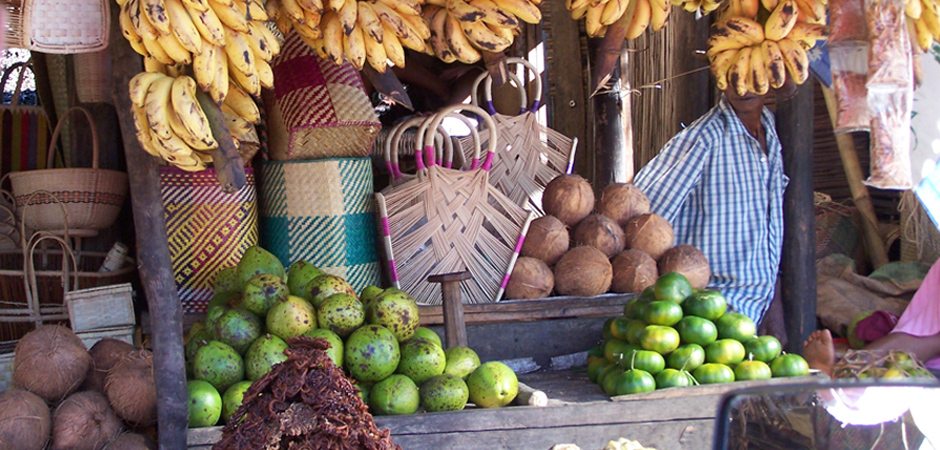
418, 293, 636, 326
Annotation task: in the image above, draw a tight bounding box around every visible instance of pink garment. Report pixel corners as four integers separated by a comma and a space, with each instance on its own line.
892, 259, 940, 369
856, 311, 899, 342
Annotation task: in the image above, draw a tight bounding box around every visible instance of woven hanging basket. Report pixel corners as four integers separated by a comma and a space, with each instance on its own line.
3, 0, 110, 54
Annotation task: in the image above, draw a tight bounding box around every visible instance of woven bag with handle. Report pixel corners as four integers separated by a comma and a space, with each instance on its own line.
0, 62, 52, 175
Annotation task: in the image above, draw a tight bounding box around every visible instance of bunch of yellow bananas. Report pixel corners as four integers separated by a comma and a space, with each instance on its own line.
268, 0, 540, 71
117, 0, 280, 103
567, 0, 672, 39
906, 0, 940, 52
128, 71, 260, 171
708, 0, 826, 96
423, 0, 540, 65
672, 0, 721, 15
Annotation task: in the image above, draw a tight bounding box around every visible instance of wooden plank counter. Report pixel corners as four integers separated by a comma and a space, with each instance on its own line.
187, 369, 819, 450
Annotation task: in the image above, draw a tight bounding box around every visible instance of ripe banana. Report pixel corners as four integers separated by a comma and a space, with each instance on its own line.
188, 4, 226, 47
209, 46, 229, 103
131, 104, 162, 158
460, 18, 511, 52
382, 25, 407, 67
723, 17, 765, 46
224, 84, 261, 124
358, 2, 385, 42
749, 44, 769, 95
157, 33, 193, 64
776, 37, 808, 84
164, 0, 202, 53
710, 48, 739, 91
727, 46, 752, 96
129, 72, 167, 107
788, 22, 826, 48
322, 11, 345, 65
447, 0, 485, 22
764, 0, 797, 41
230, 60, 261, 96
429, 6, 457, 62
493, 0, 542, 24
444, 14, 481, 63
761, 39, 787, 89
142, 0, 171, 35
143, 75, 175, 141
601, 0, 629, 26
363, 29, 390, 72
339, 0, 359, 34
210, 0, 250, 31
585, 2, 605, 36
171, 76, 218, 150
470, 0, 519, 27
625, 0, 651, 40
907, 0, 923, 20
223, 27, 256, 79
344, 26, 368, 70
649, 0, 671, 32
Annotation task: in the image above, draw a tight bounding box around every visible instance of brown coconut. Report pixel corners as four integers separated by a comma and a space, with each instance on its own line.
542, 175, 595, 226
52, 391, 122, 450
506, 257, 555, 300
105, 350, 157, 427
573, 214, 625, 257
105, 432, 155, 450
83, 338, 135, 394
521, 215, 569, 265
0, 388, 51, 450
553, 246, 613, 297
13, 324, 91, 402
658, 244, 711, 289
610, 249, 659, 293
597, 183, 651, 227
623, 213, 675, 259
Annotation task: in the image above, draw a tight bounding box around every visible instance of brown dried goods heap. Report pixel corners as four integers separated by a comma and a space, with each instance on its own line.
214, 337, 399, 450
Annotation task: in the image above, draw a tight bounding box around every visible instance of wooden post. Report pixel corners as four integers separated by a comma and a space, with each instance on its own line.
108, 9, 188, 449
821, 86, 889, 269
776, 82, 817, 352
589, 41, 633, 188
427, 271, 471, 348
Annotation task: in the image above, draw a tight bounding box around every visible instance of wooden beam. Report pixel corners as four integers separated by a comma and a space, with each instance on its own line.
820, 86, 889, 269
417, 293, 633, 326
108, 9, 189, 449
589, 39, 633, 188
776, 82, 817, 352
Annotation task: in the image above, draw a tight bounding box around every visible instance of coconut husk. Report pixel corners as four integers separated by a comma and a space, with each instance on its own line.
521, 215, 569, 265
611, 249, 658, 293
554, 246, 613, 297
623, 213, 675, 259
84, 338, 135, 394
542, 175, 595, 226
598, 183, 651, 227
214, 337, 399, 450
52, 391, 123, 450
658, 245, 711, 289
13, 324, 91, 403
506, 257, 554, 299
105, 351, 157, 427
0, 388, 51, 450
574, 214, 625, 257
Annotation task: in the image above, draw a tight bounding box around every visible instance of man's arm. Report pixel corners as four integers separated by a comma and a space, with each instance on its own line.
634, 133, 708, 223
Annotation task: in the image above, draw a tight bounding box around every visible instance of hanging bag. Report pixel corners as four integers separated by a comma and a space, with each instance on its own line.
0, 62, 52, 176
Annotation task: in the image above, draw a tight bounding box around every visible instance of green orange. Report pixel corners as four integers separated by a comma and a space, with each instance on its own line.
693, 363, 735, 384
667, 344, 706, 371
734, 360, 772, 381
716, 312, 757, 342
770, 354, 810, 378
639, 325, 680, 354
744, 336, 782, 363
655, 368, 694, 389
682, 290, 728, 320
643, 301, 683, 326
675, 316, 718, 346
610, 369, 656, 396
653, 272, 693, 303
628, 350, 666, 375
706, 339, 746, 365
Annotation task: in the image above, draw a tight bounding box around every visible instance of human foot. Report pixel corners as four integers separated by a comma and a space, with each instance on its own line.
803, 329, 835, 377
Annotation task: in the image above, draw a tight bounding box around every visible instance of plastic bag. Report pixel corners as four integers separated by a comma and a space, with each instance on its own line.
830, 0, 867, 42
830, 44, 871, 133
865, 0, 914, 190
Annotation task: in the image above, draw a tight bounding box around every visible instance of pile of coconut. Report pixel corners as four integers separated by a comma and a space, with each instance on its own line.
506, 175, 711, 300
0, 325, 157, 450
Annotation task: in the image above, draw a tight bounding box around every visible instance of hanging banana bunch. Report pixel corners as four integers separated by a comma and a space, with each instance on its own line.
566, 0, 673, 39
906, 0, 940, 52
707, 0, 827, 97
267, 0, 542, 71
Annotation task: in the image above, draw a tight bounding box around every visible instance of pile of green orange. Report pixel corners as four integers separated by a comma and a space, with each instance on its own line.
588, 272, 810, 396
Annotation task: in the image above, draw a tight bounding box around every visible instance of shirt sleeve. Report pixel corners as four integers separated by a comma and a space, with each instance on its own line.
634, 131, 708, 224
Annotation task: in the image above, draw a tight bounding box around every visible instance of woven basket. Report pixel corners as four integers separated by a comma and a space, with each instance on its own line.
383, 116, 458, 183
259, 157, 381, 292
2, 0, 110, 54
266, 30, 380, 160
73, 49, 112, 104
376, 105, 534, 305
0, 62, 52, 175
8, 107, 128, 232
160, 166, 259, 314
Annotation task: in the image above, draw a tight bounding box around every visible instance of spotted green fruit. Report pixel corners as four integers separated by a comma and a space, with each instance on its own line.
443, 346, 481, 379
420, 374, 469, 412
221, 381, 252, 423
188, 380, 222, 428
317, 293, 365, 338
360, 285, 384, 312
193, 341, 244, 393
303, 328, 344, 368
467, 362, 518, 408
242, 274, 288, 317
367, 289, 420, 342
305, 275, 356, 308
369, 375, 419, 415
212, 266, 240, 296
344, 325, 401, 382
244, 334, 288, 380
236, 246, 286, 287
287, 260, 324, 298
397, 339, 446, 385
410, 327, 442, 348
214, 308, 262, 355
266, 295, 317, 340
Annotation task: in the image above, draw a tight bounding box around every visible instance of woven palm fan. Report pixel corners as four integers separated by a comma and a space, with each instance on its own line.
376, 105, 534, 305
460, 70, 526, 170
461, 58, 579, 214
384, 117, 456, 185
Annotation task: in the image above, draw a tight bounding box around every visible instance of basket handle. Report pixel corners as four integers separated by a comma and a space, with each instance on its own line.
484, 57, 543, 114
387, 116, 426, 182
424, 104, 497, 172
46, 107, 101, 170
471, 70, 527, 115
421, 112, 478, 170
0, 62, 35, 107
24, 233, 80, 317
416, 114, 461, 169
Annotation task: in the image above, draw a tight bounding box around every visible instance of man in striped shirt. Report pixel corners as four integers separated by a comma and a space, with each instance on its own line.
635, 88, 788, 326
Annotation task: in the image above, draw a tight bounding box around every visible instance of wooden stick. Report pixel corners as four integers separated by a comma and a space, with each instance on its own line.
515, 382, 548, 407
108, 7, 188, 448
820, 86, 889, 269
428, 271, 472, 348
196, 91, 245, 193
590, 16, 629, 96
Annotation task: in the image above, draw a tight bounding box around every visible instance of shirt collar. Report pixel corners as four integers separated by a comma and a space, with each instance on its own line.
717, 95, 777, 143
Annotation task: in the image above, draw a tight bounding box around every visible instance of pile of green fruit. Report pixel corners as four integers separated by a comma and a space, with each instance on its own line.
588, 272, 810, 396
185, 246, 520, 428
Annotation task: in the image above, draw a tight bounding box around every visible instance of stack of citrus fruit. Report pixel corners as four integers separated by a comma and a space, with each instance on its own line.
587, 272, 810, 396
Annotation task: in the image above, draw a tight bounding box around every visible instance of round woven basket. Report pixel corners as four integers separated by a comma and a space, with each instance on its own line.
8, 107, 127, 231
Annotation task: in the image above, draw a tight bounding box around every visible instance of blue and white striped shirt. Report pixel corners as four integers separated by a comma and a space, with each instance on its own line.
634, 97, 788, 324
